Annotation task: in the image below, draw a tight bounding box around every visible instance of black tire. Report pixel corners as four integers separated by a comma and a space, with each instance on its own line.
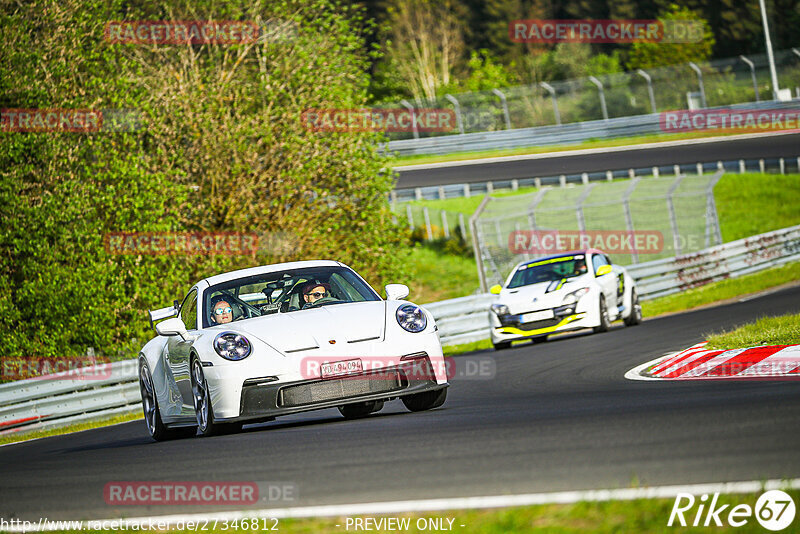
402, 387, 447, 412
191, 358, 242, 437
139, 361, 196, 441
531, 335, 547, 344
493, 341, 511, 350
592, 295, 610, 333
624, 289, 642, 326
338, 400, 384, 419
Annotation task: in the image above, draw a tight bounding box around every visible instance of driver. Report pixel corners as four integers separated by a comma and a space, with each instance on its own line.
301, 282, 331, 309
210, 297, 234, 324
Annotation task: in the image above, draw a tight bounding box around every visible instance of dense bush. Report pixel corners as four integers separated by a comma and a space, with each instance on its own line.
0, 0, 406, 359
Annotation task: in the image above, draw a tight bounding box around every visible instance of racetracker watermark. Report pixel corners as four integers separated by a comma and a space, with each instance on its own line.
509, 19, 703, 43
103, 482, 297, 505
300, 355, 495, 381
668, 490, 795, 530
661, 109, 800, 133
104, 232, 259, 256
301, 108, 456, 133
104, 20, 297, 45
1, 356, 111, 381
509, 230, 664, 255
0, 109, 141, 133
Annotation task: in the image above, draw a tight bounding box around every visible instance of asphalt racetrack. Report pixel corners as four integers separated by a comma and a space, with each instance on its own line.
1, 285, 799, 521
393, 132, 800, 189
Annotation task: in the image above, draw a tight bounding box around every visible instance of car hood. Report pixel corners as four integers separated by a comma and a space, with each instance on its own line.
499, 276, 590, 314
218, 301, 387, 354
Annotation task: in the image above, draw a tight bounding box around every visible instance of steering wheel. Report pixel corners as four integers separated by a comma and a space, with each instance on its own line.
306, 296, 341, 308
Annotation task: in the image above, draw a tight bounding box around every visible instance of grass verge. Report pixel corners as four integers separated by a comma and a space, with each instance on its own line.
0, 412, 142, 447
390, 130, 758, 167
705, 311, 800, 350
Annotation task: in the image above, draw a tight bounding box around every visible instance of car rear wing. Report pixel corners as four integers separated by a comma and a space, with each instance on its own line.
148, 301, 180, 331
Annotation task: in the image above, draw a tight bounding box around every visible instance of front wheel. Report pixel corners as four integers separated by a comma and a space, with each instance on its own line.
592, 295, 610, 333
139, 361, 196, 441
191, 358, 242, 437
402, 387, 447, 412
624, 289, 642, 326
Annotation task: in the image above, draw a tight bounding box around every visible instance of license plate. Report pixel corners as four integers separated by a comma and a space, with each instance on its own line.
521, 309, 554, 323
320, 359, 363, 379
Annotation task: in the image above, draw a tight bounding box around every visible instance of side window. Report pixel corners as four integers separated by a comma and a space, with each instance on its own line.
179, 289, 198, 331
591, 254, 608, 274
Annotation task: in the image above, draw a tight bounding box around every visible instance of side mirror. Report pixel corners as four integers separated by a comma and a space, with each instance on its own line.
489, 284, 502, 295
155, 317, 189, 340
595, 264, 612, 277
385, 283, 410, 300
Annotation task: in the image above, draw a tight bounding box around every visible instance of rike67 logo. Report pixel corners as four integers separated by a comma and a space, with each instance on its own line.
669, 490, 796, 530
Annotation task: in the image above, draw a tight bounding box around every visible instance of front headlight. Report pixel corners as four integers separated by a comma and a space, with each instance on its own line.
396, 304, 427, 333
213, 332, 252, 361
491, 303, 510, 316
562, 287, 590, 306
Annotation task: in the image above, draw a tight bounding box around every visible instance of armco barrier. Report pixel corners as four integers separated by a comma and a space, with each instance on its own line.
385, 100, 800, 157
3, 226, 798, 435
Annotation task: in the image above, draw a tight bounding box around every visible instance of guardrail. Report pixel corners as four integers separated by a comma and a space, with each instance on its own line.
4, 225, 798, 436
0, 360, 140, 436
386, 100, 800, 157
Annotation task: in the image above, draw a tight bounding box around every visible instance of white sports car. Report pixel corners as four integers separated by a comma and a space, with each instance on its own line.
489, 249, 642, 350
139, 260, 448, 440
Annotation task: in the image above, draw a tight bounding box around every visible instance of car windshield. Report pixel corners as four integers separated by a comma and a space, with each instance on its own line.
201, 266, 380, 328
507, 255, 588, 289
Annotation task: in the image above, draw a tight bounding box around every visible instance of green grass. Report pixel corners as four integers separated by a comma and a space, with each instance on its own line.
641, 261, 800, 318
705, 311, 800, 350
715, 173, 800, 241
391, 129, 753, 167
442, 338, 491, 356
406, 243, 479, 304
0, 412, 142, 446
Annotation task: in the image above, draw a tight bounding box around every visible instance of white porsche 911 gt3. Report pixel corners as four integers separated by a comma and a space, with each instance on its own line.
139, 260, 448, 440
489, 249, 642, 350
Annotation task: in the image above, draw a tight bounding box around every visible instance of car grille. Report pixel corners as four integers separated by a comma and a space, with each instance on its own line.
278, 371, 405, 408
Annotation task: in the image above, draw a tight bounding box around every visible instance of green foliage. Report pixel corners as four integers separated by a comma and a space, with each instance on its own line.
0, 0, 406, 359
627, 3, 715, 70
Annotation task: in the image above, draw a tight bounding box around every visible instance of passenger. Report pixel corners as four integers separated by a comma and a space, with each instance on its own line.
211, 299, 234, 324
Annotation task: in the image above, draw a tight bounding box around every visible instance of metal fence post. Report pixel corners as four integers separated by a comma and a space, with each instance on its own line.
739, 55, 760, 101
636, 69, 657, 113
688, 62, 707, 108
667, 174, 686, 256
705, 170, 725, 248
623, 178, 642, 263
588, 76, 609, 121
470, 195, 493, 292
458, 213, 467, 240
400, 99, 419, 139
441, 210, 450, 238
444, 94, 465, 135
406, 204, 414, 229
423, 206, 433, 240
575, 184, 597, 232
540, 82, 561, 125
492, 88, 512, 130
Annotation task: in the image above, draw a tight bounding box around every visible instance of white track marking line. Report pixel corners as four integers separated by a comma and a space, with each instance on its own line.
393, 131, 800, 171
10, 479, 800, 531
624, 354, 675, 381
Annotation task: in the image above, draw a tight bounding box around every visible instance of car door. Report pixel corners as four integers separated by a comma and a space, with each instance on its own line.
591, 253, 618, 309
166, 287, 199, 418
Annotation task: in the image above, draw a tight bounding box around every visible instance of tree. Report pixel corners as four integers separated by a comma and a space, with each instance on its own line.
627, 4, 715, 70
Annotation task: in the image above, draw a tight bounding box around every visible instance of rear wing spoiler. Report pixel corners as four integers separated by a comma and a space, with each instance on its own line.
148, 300, 180, 330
